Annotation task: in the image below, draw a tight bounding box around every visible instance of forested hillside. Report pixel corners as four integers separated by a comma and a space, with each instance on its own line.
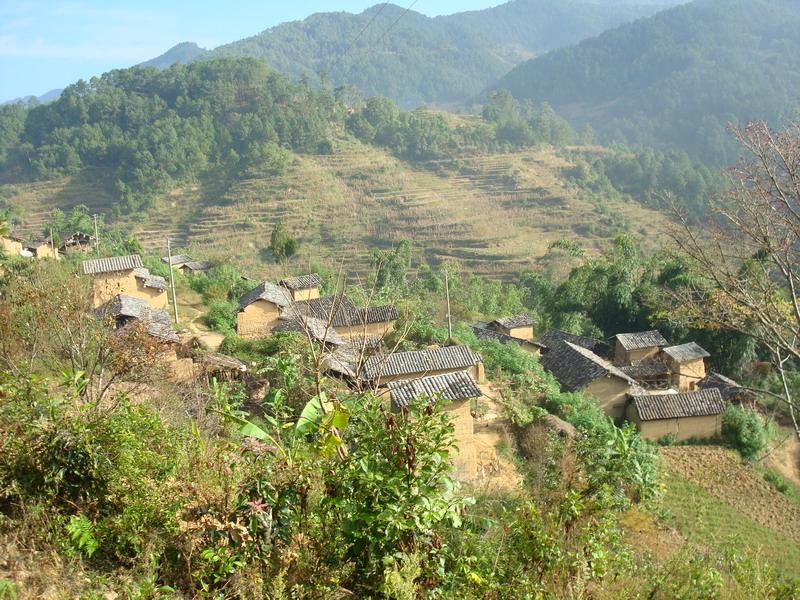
207, 0, 668, 107
494, 0, 800, 164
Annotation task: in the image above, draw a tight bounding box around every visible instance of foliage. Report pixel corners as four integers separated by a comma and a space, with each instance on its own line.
269, 221, 299, 263
722, 405, 767, 459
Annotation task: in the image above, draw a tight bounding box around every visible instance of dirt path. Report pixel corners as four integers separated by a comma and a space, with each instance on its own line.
468, 384, 524, 492
178, 298, 224, 351
662, 446, 800, 544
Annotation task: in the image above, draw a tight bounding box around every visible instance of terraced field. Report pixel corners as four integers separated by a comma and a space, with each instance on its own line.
3, 140, 673, 279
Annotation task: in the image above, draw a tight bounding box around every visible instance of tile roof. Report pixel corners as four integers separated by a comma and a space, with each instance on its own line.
133, 267, 167, 291
25, 240, 53, 249
540, 341, 636, 391
161, 254, 193, 265
388, 371, 482, 409
83, 254, 143, 275
662, 341, 710, 363
363, 344, 482, 380
279, 273, 324, 290
238, 281, 293, 310
620, 360, 671, 380
321, 347, 360, 379
472, 322, 547, 349
99, 294, 179, 343
698, 372, 757, 402
537, 329, 602, 352
492, 314, 535, 329
630, 388, 725, 421
292, 295, 398, 328
183, 261, 212, 271
272, 315, 347, 346
615, 330, 668, 351
195, 352, 247, 372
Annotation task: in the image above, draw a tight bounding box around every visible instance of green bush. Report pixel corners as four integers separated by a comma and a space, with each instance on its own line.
721, 405, 766, 459
204, 299, 238, 333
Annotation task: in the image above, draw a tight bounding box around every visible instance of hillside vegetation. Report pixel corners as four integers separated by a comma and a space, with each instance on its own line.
207, 0, 668, 107
494, 0, 800, 164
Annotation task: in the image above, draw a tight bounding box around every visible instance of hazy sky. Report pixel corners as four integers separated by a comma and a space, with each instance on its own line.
0, 1, 503, 101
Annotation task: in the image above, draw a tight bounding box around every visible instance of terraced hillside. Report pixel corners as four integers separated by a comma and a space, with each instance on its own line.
4, 141, 672, 279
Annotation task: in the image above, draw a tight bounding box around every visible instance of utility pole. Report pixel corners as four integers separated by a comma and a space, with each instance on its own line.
166, 237, 179, 325
92, 214, 99, 256
49, 227, 55, 258
444, 268, 452, 341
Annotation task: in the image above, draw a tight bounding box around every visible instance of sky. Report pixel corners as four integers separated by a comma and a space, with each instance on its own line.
0, 0, 502, 101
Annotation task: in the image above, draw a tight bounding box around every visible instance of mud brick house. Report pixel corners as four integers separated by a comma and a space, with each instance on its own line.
98, 294, 193, 380
0, 234, 22, 256
237, 281, 293, 337
619, 360, 672, 390
626, 388, 725, 441
698, 372, 757, 405
614, 330, 669, 365
540, 341, 638, 420
660, 342, 710, 391
473, 319, 546, 356
161, 254, 212, 273
279, 273, 323, 301
59, 231, 94, 254
23, 240, 59, 260
82, 255, 168, 309
388, 370, 482, 479
363, 345, 485, 386
488, 315, 535, 341
272, 314, 347, 347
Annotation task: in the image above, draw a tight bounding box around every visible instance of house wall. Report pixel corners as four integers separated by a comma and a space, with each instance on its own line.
502, 325, 534, 341
442, 399, 477, 480
377, 363, 484, 386
665, 357, 706, 391
627, 405, 722, 442
0, 237, 22, 255
33, 245, 59, 260
615, 343, 659, 365
136, 281, 168, 310
290, 287, 320, 301
336, 320, 395, 340
584, 376, 632, 420
90, 272, 139, 307
237, 300, 281, 339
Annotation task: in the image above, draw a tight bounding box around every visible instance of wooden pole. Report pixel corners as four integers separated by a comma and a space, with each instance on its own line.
92, 214, 99, 256
444, 268, 452, 341
167, 237, 179, 325
49, 228, 55, 258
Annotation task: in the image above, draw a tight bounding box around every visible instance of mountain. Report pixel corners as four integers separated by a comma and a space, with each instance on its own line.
207, 1, 672, 107
492, 0, 800, 164
138, 41, 208, 69
2, 89, 62, 106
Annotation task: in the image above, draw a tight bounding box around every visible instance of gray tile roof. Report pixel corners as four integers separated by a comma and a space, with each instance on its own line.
630, 388, 725, 421
292, 295, 398, 328
363, 344, 482, 380
279, 273, 324, 290
662, 342, 710, 363
388, 371, 482, 409
161, 254, 193, 265
133, 267, 167, 291
537, 329, 602, 353
183, 261, 212, 272
99, 294, 179, 343
83, 254, 143, 275
195, 352, 247, 372
472, 322, 546, 349
540, 341, 636, 391
620, 360, 671, 380
615, 330, 668, 351
698, 372, 756, 402
492, 314, 535, 329
272, 315, 347, 346
238, 281, 293, 310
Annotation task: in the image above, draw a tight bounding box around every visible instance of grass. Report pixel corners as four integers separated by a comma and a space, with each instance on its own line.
761, 468, 800, 505
660, 472, 800, 579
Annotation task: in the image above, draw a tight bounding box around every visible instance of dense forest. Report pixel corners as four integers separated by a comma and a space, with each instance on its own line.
494, 0, 800, 164
207, 0, 666, 107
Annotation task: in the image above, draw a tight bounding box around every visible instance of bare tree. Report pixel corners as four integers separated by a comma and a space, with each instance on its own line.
668, 121, 800, 438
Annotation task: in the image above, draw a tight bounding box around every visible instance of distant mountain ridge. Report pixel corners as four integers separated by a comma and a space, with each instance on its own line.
138, 42, 208, 69
493, 0, 800, 163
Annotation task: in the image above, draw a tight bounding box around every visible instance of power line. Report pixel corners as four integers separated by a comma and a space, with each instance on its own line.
327, 2, 391, 75
375, 0, 420, 45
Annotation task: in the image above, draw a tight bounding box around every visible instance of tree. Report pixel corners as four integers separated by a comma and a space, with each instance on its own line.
269, 221, 298, 263
668, 121, 800, 438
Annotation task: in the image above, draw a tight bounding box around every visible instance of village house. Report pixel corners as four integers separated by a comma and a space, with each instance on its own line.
236, 281, 295, 338
272, 314, 347, 347
619, 359, 672, 390
537, 329, 604, 354
23, 240, 59, 260
473, 317, 546, 356
59, 231, 94, 254
614, 330, 669, 365
540, 341, 638, 420
192, 352, 247, 383
161, 254, 212, 273
362, 344, 485, 386
698, 372, 757, 405
626, 388, 725, 441
0, 234, 23, 256
290, 295, 398, 339
98, 294, 193, 380
387, 370, 482, 479
487, 315, 536, 341
660, 341, 710, 391
82, 255, 168, 309
279, 273, 323, 301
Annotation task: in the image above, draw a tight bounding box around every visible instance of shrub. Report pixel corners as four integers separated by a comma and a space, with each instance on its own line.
204, 299, 238, 333
721, 405, 766, 459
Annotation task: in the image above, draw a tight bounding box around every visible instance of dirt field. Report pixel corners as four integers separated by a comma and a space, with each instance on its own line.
662, 446, 800, 544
